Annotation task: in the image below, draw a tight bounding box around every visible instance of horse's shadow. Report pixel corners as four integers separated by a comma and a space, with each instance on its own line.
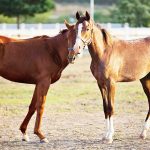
0, 137, 149, 149
0, 139, 104, 149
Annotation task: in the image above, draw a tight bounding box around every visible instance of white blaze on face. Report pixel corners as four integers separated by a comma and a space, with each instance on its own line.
73, 23, 83, 53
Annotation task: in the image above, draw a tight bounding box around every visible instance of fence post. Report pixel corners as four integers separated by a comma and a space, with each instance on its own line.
37, 23, 42, 30
124, 23, 129, 39
2, 23, 6, 30
20, 23, 25, 30
107, 23, 112, 31
55, 23, 60, 32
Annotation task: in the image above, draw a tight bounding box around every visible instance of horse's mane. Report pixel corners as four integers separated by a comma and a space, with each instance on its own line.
59, 29, 68, 34
95, 23, 102, 29
32, 35, 50, 39
95, 23, 113, 46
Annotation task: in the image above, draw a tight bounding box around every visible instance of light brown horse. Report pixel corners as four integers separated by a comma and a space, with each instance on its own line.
0, 25, 76, 143
67, 11, 150, 143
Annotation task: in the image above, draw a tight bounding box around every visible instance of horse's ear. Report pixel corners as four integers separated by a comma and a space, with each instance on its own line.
76, 11, 80, 20
85, 11, 90, 21
101, 28, 112, 46
64, 19, 74, 30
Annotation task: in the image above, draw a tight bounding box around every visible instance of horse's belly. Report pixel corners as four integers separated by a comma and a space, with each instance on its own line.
118, 67, 150, 82
0, 55, 41, 84
0, 68, 36, 84
1, 74, 36, 84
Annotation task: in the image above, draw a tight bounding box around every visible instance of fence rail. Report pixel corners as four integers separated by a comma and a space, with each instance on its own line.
0, 23, 150, 40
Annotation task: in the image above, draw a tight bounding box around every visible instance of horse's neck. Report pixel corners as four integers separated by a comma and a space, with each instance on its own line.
51, 33, 69, 67
88, 25, 106, 62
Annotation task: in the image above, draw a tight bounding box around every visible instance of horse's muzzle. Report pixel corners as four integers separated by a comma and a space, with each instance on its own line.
68, 56, 76, 64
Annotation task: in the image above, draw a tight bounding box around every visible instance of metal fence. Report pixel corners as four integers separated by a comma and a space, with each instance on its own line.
0, 23, 150, 40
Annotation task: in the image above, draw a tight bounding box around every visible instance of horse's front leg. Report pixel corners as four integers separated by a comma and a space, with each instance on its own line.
34, 78, 51, 143
97, 82, 109, 140
106, 79, 115, 143
98, 79, 115, 143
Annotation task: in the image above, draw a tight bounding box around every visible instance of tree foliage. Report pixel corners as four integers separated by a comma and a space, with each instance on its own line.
0, 0, 55, 28
55, 0, 118, 5
114, 0, 150, 27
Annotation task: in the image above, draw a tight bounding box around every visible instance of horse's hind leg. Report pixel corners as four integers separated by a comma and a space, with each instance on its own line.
20, 86, 37, 141
140, 77, 150, 139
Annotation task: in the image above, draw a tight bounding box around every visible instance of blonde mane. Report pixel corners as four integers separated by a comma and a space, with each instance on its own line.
95, 24, 113, 47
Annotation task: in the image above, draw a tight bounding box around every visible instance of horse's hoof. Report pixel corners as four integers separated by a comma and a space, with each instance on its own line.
102, 137, 113, 144
40, 138, 49, 143
140, 134, 146, 140
22, 134, 30, 142
105, 138, 113, 144
102, 136, 107, 141
140, 130, 147, 140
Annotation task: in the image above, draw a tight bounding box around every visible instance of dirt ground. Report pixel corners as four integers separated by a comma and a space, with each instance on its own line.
0, 56, 150, 150
0, 104, 150, 150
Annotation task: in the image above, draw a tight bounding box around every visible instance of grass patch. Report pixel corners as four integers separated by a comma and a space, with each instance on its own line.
0, 56, 148, 115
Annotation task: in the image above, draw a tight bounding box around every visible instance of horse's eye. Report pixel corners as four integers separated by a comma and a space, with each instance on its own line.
86, 29, 89, 31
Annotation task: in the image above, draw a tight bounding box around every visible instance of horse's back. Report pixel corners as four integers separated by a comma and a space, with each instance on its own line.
113, 37, 150, 81
0, 35, 17, 43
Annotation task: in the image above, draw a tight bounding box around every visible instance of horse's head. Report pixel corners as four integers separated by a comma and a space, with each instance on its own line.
64, 20, 77, 63
65, 11, 93, 64
74, 11, 93, 50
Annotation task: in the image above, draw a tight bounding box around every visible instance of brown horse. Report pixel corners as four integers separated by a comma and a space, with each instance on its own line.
67, 11, 150, 143
0, 25, 76, 143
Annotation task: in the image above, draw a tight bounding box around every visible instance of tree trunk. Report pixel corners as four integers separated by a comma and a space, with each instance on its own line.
17, 15, 20, 29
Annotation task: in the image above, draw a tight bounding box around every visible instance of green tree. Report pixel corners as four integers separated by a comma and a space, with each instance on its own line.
114, 0, 150, 27
0, 0, 55, 29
